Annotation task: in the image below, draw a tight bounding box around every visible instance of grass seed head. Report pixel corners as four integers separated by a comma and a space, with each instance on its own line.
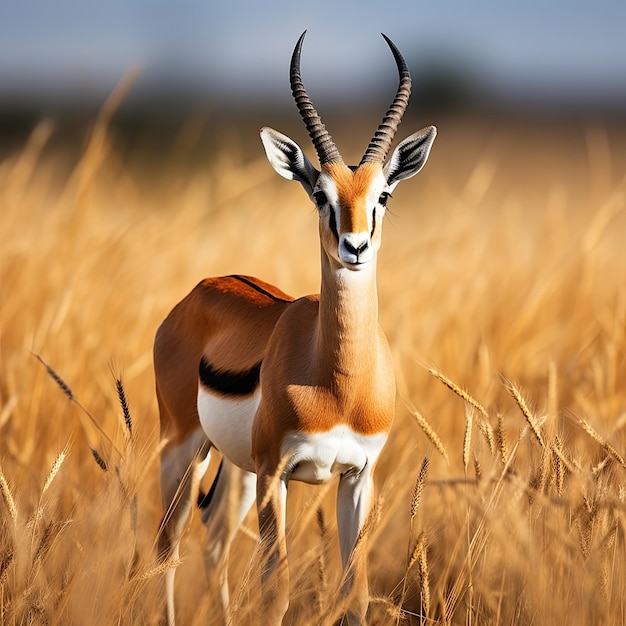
506, 380, 545, 448
410, 457, 429, 521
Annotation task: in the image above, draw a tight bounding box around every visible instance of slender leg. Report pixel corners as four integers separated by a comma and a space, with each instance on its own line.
159, 430, 211, 626
201, 459, 257, 617
256, 468, 289, 625
336, 467, 374, 626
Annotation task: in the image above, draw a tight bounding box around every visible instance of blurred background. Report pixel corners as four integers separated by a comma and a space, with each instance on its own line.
1, 0, 625, 149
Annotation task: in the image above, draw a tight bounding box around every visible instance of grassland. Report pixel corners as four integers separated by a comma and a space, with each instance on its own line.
1, 107, 626, 625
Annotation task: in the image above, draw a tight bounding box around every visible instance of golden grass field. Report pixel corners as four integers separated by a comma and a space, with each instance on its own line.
1, 103, 626, 625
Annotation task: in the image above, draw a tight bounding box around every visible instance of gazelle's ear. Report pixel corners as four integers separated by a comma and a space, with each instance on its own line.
384, 126, 437, 190
260, 127, 320, 195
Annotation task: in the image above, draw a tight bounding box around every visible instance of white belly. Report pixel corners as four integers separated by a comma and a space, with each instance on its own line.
281, 426, 387, 484
197, 387, 259, 472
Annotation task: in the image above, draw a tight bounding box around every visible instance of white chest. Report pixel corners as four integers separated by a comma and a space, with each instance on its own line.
281, 425, 387, 484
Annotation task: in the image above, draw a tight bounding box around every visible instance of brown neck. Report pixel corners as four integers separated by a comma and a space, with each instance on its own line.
316, 247, 380, 391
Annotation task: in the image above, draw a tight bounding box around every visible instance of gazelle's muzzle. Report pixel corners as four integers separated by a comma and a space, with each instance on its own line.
338, 232, 373, 268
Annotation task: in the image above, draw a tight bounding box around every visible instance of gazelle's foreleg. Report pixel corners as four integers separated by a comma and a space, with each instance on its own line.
336, 467, 375, 626
256, 467, 290, 625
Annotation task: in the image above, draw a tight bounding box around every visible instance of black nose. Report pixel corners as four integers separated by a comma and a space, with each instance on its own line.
344, 239, 369, 255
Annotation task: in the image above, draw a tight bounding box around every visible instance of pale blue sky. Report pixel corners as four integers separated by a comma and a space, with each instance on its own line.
1, 0, 625, 106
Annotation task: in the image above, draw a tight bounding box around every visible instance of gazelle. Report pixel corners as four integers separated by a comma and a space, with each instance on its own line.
154, 31, 436, 625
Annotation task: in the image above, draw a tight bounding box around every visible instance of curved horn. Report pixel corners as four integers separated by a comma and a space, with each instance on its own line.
360, 34, 412, 165
290, 31, 343, 165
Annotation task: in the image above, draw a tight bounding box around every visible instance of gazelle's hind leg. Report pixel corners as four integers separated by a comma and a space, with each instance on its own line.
199, 458, 257, 617
158, 428, 212, 626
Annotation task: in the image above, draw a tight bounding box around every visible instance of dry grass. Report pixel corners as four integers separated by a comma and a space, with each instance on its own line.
1, 110, 626, 625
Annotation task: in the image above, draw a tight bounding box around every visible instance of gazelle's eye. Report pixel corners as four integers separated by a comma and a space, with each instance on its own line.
378, 192, 391, 207
313, 191, 328, 207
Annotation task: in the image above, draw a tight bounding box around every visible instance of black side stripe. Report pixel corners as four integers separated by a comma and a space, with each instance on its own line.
229, 275, 293, 303
199, 357, 261, 396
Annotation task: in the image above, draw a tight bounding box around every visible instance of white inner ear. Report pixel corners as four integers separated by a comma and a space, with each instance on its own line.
384, 126, 437, 189
260, 127, 319, 191
384, 149, 403, 191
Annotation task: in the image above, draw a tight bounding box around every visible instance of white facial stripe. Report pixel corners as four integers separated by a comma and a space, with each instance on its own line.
316, 171, 340, 207
367, 171, 389, 212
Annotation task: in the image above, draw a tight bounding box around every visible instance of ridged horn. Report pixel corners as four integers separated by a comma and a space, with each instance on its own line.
290, 31, 343, 165
360, 34, 412, 165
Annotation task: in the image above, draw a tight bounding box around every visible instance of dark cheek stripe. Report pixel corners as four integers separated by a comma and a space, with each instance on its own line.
329, 208, 340, 242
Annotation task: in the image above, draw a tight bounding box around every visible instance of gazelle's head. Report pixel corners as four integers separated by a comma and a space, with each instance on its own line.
261, 31, 436, 271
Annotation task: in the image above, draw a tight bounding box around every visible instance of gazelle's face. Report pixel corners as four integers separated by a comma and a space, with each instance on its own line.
261, 125, 437, 271
314, 162, 389, 270
260, 33, 437, 273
